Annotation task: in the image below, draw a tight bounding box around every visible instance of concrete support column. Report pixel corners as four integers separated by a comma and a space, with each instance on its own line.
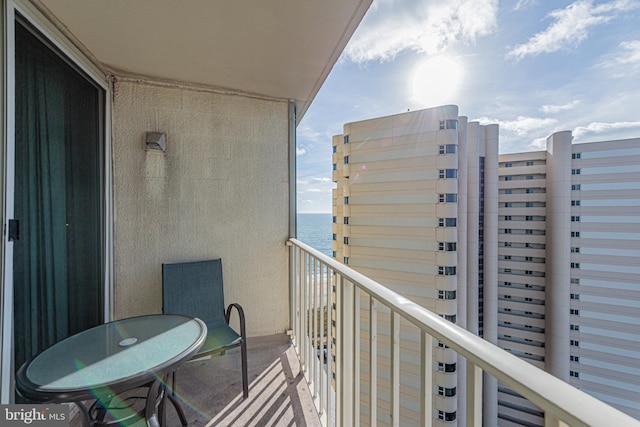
545, 131, 573, 381
483, 124, 499, 427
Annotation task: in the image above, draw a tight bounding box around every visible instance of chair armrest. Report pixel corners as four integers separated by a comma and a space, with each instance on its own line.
225, 303, 247, 339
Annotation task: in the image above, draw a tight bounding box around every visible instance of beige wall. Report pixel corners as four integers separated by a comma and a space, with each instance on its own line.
111, 79, 291, 336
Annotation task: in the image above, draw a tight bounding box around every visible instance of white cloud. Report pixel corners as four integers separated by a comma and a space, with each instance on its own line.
539, 100, 580, 114
475, 115, 558, 135
514, 0, 537, 11
344, 0, 498, 63
598, 39, 640, 68
296, 147, 307, 156
313, 177, 332, 183
506, 0, 640, 60
573, 120, 640, 138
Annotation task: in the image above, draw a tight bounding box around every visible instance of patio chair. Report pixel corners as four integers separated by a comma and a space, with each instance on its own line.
162, 259, 248, 399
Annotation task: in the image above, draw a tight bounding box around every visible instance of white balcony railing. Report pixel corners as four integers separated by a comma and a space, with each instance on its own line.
288, 238, 640, 427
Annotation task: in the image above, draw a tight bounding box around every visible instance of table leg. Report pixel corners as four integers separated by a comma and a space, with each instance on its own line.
74, 401, 94, 427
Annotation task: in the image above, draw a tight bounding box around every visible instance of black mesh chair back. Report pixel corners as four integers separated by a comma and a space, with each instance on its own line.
162, 259, 248, 398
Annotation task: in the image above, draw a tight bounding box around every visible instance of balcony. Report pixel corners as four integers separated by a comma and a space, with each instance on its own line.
152, 239, 640, 427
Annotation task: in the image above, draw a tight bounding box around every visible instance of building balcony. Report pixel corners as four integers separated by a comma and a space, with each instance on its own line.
155, 239, 640, 426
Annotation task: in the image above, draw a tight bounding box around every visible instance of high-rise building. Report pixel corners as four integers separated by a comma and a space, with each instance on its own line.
332, 105, 499, 426
332, 105, 640, 426
497, 133, 640, 425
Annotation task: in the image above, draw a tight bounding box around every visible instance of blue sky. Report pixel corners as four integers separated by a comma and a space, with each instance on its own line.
296, 0, 640, 213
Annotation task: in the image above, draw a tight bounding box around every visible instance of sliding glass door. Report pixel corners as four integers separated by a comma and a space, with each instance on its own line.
12, 19, 104, 379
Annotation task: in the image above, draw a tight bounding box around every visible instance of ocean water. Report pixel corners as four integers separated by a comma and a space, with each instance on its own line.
296, 213, 333, 257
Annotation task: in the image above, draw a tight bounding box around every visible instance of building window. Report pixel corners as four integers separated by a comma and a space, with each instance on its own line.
526, 175, 534, 180
439, 242, 457, 251
526, 215, 533, 221
442, 314, 456, 324
525, 229, 533, 235
439, 193, 457, 203
570, 355, 580, 362
504, 215, 512, 221
344, 217, 349, 225
438, 266, 457, 276
571, 200, 580, 206
332, 233, 337, 241
439, 119, 458, 130
504, 242, 512, 247
570, 340, 579, 347
438, 362, 457, 373
438, 411, 457, 421
571, 278, 580, 284
570, 324, 580, 331
343, 257, 349, 265
570, 371, 580, 378
343, 237, 349, 245
505, 189, 512, 194
526, 188, 533, 193
504, 229, 512, 234
343, 156, 349, 164
439, 144, 457, 154
333, 145, 337, 153
571, 293, 580, 300
344, 196, 349, 205
505, 176, 512, 181
504, 255, 511, 260
438, 386, 457, 397
504, 163, 512, 168
332, 216, 337, 223
504, 202, 512, 207
571, 262, 580, 269
571, 216, 580, 222
525, 270, 533, 275
525, 256, 533, 261
438, 217, 457, 227
572, 184, 581, 190
332, 163, 337, 171
438, 290, 457, 300
571, 231, 580, 237
344, 135, 349, 144
526, 161, 534, 166
571, 247, 580, 253
525, 202, 534, 207
570, 309, 579, 315
572, 168, 581, 175
572, 153, 581, 159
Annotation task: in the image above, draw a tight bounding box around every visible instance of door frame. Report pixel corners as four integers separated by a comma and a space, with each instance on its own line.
0, 0, 113, 403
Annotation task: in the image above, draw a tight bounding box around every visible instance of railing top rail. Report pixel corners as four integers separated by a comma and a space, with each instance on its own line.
289, 238, 640, 427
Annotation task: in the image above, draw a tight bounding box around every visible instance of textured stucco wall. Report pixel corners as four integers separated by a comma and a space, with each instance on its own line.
111, 79, 290, 336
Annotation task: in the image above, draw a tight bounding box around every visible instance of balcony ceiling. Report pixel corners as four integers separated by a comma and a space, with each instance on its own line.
37, 0, 371, 122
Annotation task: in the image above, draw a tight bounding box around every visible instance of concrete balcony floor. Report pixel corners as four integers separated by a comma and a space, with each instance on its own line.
166, 334, 321, 426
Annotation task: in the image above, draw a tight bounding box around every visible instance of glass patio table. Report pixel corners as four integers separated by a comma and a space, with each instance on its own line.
16, 314, 207, 427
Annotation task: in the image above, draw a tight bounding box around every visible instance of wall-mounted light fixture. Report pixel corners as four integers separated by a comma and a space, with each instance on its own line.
146, 132, 166, 151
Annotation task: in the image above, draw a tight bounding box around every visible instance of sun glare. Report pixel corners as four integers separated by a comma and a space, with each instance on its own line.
411, 56, 463, 107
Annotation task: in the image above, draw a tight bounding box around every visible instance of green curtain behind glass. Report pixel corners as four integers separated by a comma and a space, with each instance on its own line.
14, 22, 103, 375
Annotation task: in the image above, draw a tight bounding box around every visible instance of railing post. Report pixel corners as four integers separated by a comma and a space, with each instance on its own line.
369, 297, 378, 427
545, 413, 569, 427
466, 361, 483, 427
301, 252, 308, 373
353, 285, 361, 426
421, 332, 433, 427
390, 312, 400, 427
339, 277, 354, 426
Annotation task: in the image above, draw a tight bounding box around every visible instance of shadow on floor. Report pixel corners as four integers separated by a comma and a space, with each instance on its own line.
165, 334, 321, 427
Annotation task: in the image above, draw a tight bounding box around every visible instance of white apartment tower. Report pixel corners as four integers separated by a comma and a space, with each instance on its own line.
332, 105, 499, 426
332, 105, 640, 426
497, 133, 640, 425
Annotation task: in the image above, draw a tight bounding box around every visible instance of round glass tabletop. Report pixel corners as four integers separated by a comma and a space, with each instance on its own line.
16, 314, 206, 402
